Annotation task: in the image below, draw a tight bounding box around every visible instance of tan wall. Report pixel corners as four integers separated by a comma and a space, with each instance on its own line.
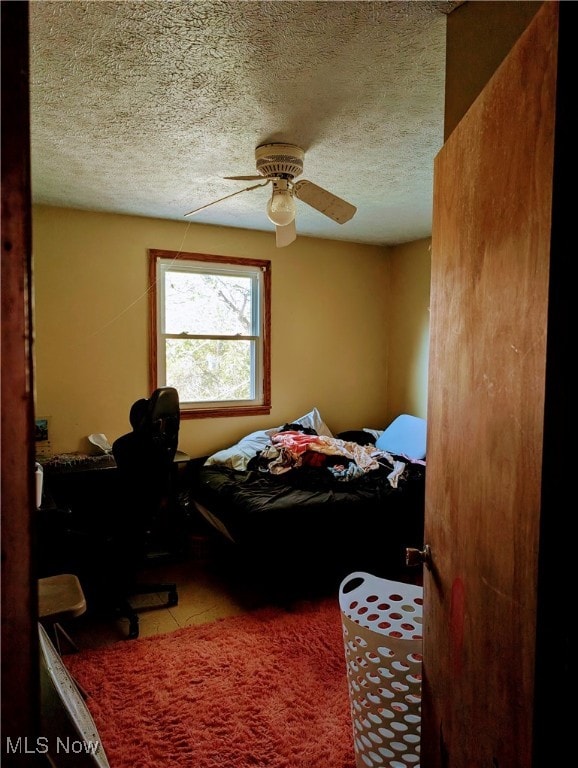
444, 1, 542, 139
32, 206, 433, 459
386, 239, 431, 423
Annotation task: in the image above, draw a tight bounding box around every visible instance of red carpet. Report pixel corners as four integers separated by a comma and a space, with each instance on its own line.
65, 598, 355, 768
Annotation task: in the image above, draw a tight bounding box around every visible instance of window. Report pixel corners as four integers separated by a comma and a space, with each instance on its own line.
149, 250, 271, 418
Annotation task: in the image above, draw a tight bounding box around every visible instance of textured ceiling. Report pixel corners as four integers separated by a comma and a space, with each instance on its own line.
29, 0, 462, 247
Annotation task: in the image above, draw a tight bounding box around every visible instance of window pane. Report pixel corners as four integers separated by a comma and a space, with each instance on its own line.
165, 338, 254, 402
164, 270, 253, 335
150, 249, 271, 416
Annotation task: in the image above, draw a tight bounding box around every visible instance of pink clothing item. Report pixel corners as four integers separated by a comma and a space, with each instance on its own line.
272, 431, 381, 472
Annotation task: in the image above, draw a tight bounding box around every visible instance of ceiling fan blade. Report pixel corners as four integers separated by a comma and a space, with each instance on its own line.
184, 181, 269, 217
293, 179, 357, 224
224, 175, 263, 181
275, 219, 296, 248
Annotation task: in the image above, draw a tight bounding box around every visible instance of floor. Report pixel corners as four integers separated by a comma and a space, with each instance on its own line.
54, 515, 423, 654
64, 536, 278, 652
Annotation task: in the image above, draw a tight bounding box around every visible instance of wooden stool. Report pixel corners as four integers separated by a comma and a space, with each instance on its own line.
38, 573, 87, 655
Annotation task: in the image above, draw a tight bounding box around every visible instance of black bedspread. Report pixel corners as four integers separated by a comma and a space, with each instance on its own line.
192, 453, 426, 588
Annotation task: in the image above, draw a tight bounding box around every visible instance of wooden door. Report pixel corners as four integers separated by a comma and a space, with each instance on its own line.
1, 3, 42, 765
422, 2, 570, 766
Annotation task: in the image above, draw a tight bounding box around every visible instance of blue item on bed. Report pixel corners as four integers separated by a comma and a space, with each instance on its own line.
375, 414, 427, 460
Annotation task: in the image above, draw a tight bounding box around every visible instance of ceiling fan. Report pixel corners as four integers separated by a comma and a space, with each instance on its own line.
184, 143, 357, 247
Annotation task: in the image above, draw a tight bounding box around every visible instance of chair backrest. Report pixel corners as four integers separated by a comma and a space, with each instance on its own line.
112, 387, 180, 483
136, 387, 180, 466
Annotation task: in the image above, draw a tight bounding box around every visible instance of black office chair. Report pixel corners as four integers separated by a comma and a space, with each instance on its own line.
111, 387, 181, 638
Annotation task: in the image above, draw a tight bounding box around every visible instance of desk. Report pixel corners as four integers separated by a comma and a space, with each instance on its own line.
41, 450, 190, 475
37, 458, 122, 591
37, 451, 191, 601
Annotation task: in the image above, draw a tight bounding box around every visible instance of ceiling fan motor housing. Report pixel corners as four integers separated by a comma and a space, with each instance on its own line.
255, 143, 304, 179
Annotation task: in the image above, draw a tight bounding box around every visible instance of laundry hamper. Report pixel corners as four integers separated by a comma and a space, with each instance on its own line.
339, 571, 423, 768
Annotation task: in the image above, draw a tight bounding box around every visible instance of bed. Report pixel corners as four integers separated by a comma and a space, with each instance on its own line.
189, 409, 427, 596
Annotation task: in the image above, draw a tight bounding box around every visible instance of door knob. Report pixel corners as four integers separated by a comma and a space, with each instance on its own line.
405, 544, 432, 570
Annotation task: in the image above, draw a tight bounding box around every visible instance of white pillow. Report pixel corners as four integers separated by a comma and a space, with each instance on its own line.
204, 428, 278, 471
290, 407, 333, 437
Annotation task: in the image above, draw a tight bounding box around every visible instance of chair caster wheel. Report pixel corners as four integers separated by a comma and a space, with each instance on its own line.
128, 619, 139, 639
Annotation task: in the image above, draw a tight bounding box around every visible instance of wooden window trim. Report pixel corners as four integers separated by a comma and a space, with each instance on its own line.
148, 249, 271, 419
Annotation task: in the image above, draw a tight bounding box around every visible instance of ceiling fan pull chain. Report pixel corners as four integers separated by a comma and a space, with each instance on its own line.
184, 181, 270, 217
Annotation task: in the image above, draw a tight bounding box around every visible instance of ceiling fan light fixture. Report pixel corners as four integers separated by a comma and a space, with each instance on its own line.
266, 181, 296, 226
185, 142, 356, 246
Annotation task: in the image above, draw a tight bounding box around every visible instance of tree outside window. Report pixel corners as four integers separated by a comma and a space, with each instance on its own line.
149, 250, 271, 418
